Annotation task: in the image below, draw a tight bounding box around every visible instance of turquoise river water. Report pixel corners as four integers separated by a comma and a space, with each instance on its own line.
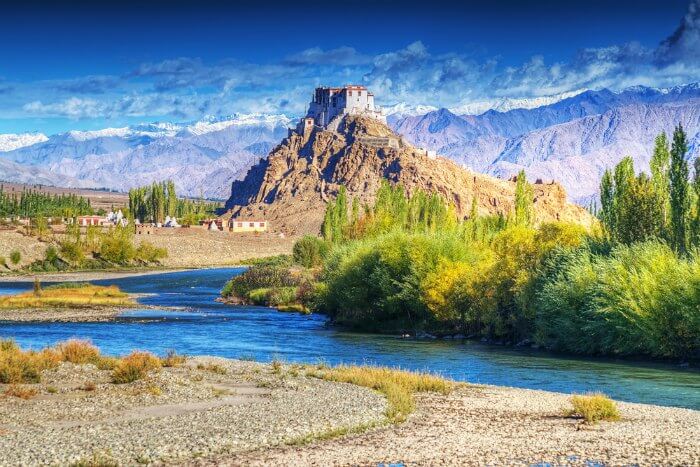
0, 268, 698, 409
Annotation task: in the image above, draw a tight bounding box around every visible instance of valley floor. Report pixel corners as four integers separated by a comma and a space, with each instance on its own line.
0, 357, 697, 466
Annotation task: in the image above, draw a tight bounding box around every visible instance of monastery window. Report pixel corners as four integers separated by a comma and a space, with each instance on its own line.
237, 222, 243, 228
249, 222, 255, 228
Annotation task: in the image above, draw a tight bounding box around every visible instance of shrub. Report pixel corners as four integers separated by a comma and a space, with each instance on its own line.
566, 393, 620, 423
9, 249, 21, 265
57, 339, 101, 364
59, 239, 85, 265
99, 226, 136, 265
161, 350, 186, 367
293, 235, 329, 268
0, 340, 60, 384
223, 265, 300, 301
535, 241, 700, 358
0, 256, 6, 268
135, 241, 168, 263
111, 351, 161, 383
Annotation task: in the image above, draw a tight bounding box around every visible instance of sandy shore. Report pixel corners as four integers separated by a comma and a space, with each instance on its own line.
0, 357, 697, 465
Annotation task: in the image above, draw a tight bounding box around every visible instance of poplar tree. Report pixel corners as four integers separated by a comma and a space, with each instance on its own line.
650, 132, 671, 232
514, 170, 534, 226
669, 124, 690, 254
691, 158, 700, 248
599, 169, 615, 236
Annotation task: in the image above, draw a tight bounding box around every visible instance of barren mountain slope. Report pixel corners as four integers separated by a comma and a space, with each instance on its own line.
226, 116, 592, 235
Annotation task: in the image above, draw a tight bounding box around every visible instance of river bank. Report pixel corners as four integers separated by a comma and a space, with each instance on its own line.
0, 267, 195, 283
0, 356, 697, 465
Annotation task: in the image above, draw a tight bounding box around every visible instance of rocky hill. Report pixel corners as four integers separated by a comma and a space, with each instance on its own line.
225, 115, 592, 235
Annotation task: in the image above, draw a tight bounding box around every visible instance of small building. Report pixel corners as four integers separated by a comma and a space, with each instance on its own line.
77, 215, 104, 227
229, 219, 268, 232
201, 218, 224, 231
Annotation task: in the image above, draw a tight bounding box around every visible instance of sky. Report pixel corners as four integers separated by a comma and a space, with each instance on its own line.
0, 0, 699, 135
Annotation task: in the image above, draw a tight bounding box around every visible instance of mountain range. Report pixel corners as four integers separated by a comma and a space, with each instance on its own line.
1, 83, 699, 202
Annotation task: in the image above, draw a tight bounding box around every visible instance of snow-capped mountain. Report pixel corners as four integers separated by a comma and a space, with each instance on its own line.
2, 84, 699, 203
390, 83, 700, 203
0, 114, 292, 198
0, 133, 48, 152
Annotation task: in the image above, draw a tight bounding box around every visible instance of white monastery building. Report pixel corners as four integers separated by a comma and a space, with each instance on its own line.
299, 85, 385, 132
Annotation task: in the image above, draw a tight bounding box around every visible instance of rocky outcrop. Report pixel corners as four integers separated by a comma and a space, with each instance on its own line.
225, 116, 592, 235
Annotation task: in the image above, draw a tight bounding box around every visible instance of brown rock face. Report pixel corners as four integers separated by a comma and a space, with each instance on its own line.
225, 116, 593, 236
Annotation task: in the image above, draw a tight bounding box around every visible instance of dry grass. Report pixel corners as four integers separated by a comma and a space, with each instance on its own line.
314, 365, 455, 423
0, 283, 135, 309
0, 339, 61, 384
196, 363, 227, 375
3, 384, 38, 399
161, 350, 186, 367
565, 392, 621, 424
57, 339, 101, 364
111, 351, 162, 384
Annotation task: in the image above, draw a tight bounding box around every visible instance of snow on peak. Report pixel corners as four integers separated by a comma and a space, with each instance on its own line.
66, 127, 133, 141
383, 103, 439, 118
451, 89, 588, 116
0, 133, 49, 152
183, 114, 293, 136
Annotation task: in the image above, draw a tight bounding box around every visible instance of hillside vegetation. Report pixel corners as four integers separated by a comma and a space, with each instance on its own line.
223, 126, 700, 359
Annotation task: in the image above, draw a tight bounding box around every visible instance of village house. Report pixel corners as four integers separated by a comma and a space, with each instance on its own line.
298, 85, 385, 132
228, 219, 268, 232
77, 215, 104, 227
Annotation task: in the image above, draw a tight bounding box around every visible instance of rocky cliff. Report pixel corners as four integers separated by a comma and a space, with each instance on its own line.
225, 116, 592, 235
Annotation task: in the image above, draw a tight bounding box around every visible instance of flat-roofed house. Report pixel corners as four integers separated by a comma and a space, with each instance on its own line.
228, 219, 268, 232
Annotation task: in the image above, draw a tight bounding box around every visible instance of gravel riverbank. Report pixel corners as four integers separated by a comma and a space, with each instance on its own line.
210, 383, 700, 466
0, 304, 172, 322
0, 357, 386, 466
0, 356, 697, 466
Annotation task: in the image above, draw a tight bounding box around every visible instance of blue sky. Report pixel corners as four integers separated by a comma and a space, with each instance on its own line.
1, 0, 698, 135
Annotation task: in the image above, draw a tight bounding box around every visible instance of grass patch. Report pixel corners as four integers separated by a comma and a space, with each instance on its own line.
0, 283, 135, 309
111, 351, 161, 384
565, 392, 621, 424
196, 362, 228, 375
313, 365, 455, 423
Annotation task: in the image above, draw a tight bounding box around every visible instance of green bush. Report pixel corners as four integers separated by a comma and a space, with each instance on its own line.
59, 240, 84, 265
319, 230, 478, 331
222, 265, 300, 301
566, 393, 620, 423
99, 226, 136, 265
535, 241, 700, 358
135, 241, 167, 263
293, 235, 329, 267
9, 250, 21, 265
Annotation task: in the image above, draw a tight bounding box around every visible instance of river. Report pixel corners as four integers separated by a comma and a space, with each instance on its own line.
1, 268, 698, 409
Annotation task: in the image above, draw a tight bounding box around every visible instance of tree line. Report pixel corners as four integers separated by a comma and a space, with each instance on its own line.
599, 124, 700, 253
0, 186, 93, 218
128, 180, 220, 225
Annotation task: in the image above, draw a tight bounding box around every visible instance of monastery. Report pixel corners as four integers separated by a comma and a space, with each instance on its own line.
297, 85, 385, 133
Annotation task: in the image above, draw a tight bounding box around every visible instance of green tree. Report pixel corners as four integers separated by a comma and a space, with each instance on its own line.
650, 132, 671, 233
669, 124, 690, 254
514, 170, 534, 226
691, 157, 700, 248
617, 173, 663, 244
599, 169, 615, 236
